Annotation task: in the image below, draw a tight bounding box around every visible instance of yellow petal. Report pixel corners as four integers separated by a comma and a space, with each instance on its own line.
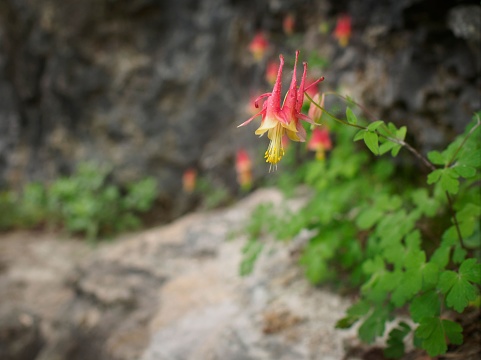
255, 115, 278, 135
286, 129, 300, 141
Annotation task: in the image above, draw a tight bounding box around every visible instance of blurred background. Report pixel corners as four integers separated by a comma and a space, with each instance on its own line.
0, 0, 479, 222
0, 0, 480, 359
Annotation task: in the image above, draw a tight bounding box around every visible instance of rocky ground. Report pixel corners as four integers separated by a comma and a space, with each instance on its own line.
0, 188, 371, 360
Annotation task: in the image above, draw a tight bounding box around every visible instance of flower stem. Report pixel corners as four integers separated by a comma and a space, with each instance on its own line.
305, 93, 364, 129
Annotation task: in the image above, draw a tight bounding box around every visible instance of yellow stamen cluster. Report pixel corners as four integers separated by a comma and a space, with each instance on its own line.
264, 124, 285, 169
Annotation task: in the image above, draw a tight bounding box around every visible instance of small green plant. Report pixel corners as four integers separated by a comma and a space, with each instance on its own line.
196, 177, 232, 209
0, 162, 158, 240
241, 92, 481, 358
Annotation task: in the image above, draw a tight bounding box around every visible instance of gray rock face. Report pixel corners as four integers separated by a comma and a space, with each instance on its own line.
0, 0, 479, 215
0, 188, 358, 360
0, 0, 251, 189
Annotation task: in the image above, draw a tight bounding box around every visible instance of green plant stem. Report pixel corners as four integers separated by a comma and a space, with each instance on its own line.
443, 115, 480, 249
322, 91, 379, 122
446, 114, 481, 167
307, 93, 435, 170
306, 93, 365, 130
445, 191, 465, 248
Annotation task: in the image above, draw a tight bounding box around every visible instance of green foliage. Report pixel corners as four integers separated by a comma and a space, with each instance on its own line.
414, 317, 463, 357
438, 258, 481, 312
241, 108, 481, 358
384, 322, 411, 359
0, 162, 158, 240
196, 177, 232, 209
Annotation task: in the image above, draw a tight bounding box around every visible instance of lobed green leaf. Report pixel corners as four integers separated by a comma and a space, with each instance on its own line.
409, 290, 440, 322
384, 322, 411, 359
438, 259, 481, 312
415, 317, 463, 357
427, 151, 446, 165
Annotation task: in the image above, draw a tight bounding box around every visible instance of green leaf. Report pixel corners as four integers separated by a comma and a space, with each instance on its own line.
347, 300, 371, 317
396, 126, 407, 141
299, 237, 335, 284
384, 322, 411, 359
367, 120, 384, 131
409, 290, 440, 322
356, 208, 383, 229
379, 141, 396, 155
346, 107, 358, 125
358, 307, 390, 343
239, 239, 263, 276
335, 315, 359, 329
427, 151, 446, 165
459, 149, 481, 167
429, 244, 452, 268
391, 144, 402, 157
391, 249, 431, 306
362, 257, 402, 302
364, 131, 379, 155
453, 165, 476, 178
459, 258, 481, 284
443, 319, 464, 345
427, 169, 443, 184
336, 300, 371, 329
415, 317, 463, 357
440, 171, 459, 194
457, 204, 481, 239
438, 259, 481, 312
452, 245, 467, 264
353, 129, 366, 141
421, 262, 439, 288
411, 189, 440, 217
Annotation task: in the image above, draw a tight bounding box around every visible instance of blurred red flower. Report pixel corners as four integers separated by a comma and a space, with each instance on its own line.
236, 149, 252, 190
283, 14, 295, 35
308, 127, 332, 160
333, 14, 352, 47
248, 32, 269, 61
182, 168, 197, 193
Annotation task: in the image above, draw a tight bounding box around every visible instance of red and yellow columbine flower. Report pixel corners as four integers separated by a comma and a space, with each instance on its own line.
308, 127, 332, 160
248, 32, 269, 61
333, 14, 352, 47
235, 149, 252, 190
238, 51, 324, 170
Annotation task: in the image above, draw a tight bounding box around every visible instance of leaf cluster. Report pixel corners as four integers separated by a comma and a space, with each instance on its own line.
0, 162, 158, 240
241, 111, 481, 358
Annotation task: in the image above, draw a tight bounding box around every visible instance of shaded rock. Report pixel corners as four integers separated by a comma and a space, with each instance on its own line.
0, 308, 43, 360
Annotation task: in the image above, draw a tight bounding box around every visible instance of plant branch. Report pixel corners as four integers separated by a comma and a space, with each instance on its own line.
445, 191, 466, 249
305, 93, 364, 129
306, 93, 435, 170
446, 113, 481, 168
322, 91, 379, 122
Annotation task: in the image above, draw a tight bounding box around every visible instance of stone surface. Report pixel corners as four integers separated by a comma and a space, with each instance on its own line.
0, 188, 362, 359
